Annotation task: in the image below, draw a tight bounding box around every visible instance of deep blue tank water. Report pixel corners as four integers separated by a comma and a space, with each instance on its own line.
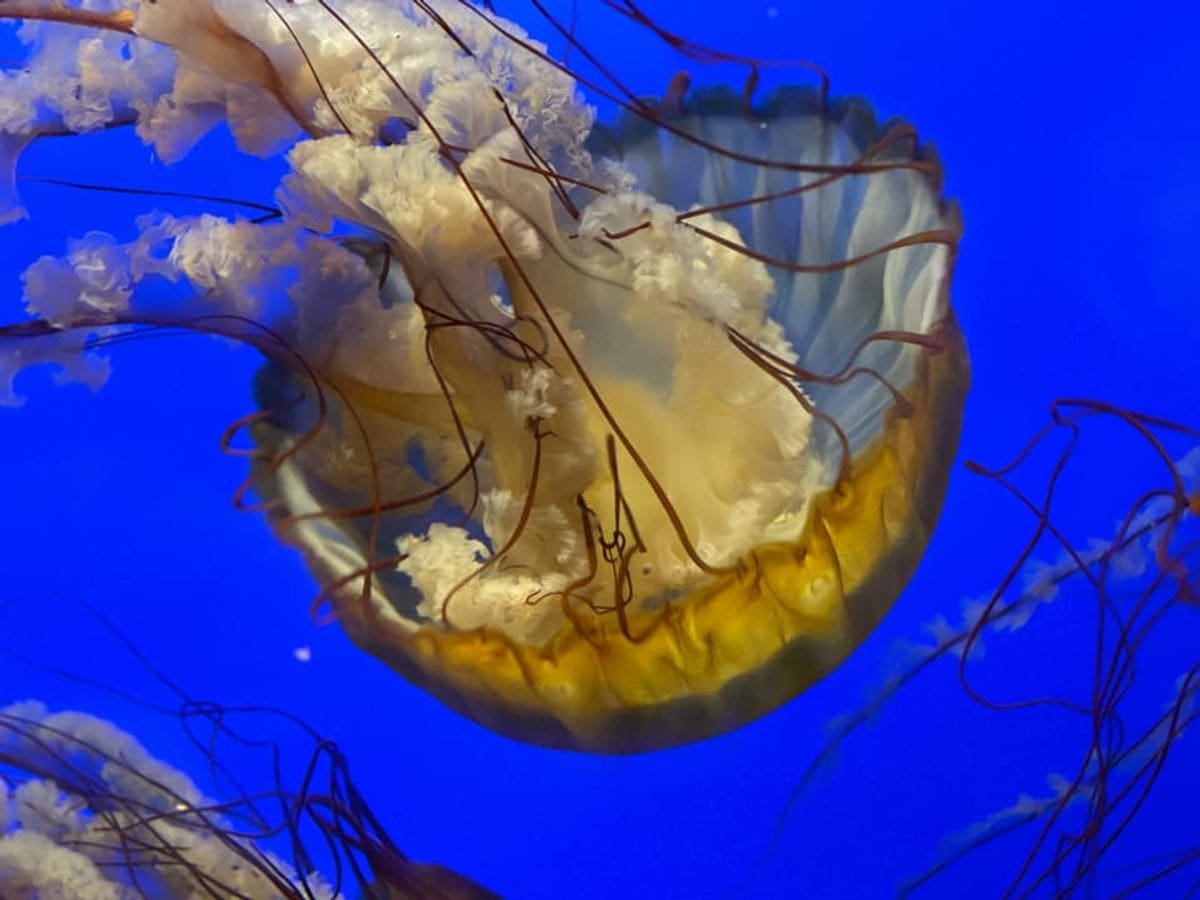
1, 2, 1196, 896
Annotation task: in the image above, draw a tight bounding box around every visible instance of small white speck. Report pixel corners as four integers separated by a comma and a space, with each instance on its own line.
293, 645, 312, 663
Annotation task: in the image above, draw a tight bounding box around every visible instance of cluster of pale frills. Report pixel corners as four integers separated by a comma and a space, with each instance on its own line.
2, 0, 836, 644
0, 701, 337, 899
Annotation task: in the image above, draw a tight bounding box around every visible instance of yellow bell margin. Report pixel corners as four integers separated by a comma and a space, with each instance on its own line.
322, 315, 970, 754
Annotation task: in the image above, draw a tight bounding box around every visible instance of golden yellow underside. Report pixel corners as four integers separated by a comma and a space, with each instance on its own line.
335, 316, 970, 753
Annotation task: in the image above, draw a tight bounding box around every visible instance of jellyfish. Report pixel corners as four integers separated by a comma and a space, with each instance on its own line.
0, 0, 967, 755
0, 694, 496, 898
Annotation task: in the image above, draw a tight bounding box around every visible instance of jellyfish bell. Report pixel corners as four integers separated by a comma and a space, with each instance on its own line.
263, 93, 970, 753
0, 1, 968, 752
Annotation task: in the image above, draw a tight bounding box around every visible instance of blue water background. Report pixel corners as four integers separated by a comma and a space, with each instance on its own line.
1, 2, 1197, 896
